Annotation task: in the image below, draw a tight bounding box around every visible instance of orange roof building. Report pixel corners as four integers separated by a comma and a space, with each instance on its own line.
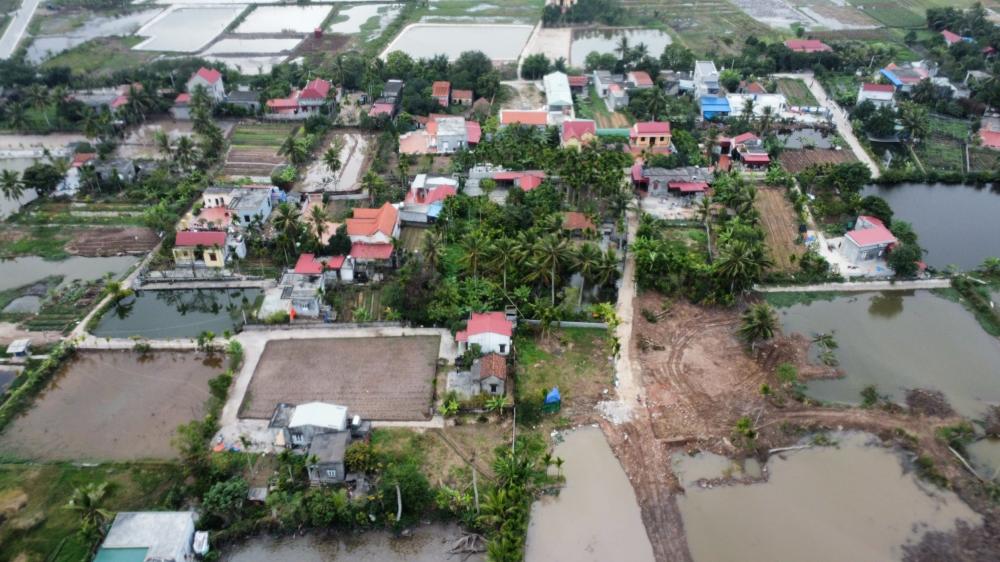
345, 203, 400, 244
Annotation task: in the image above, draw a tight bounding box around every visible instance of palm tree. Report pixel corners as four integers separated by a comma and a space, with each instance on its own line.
532, 234, 571, 306
173, 136, 196, 170
486, 237, 521, 292
421, 230, 444, 272
153, 130, 173, 159
632, 42, 649, 61
0, 170, 24, 201
897, 101, 929, 145
982, 256, 1000, 275
645, 87, 668, 121
554, 456, 565, 478
738, 302, 778, 346
323, 147, 342, 177
592, 248, 620, 291
397, 153, 413, 187
759, 105, 774, 136
25, 83, 52, 127
572, 242, 602, 306
715, 239, 771, 293
616, 36, 630, 63
308, 204, 329, 245
65, 482, 113, 534
279, 136, 310, 165
460, 231, 487, 280
6, 101, 29, 132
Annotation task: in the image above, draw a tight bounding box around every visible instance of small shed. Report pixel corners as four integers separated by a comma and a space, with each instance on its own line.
6, 338, 30, 358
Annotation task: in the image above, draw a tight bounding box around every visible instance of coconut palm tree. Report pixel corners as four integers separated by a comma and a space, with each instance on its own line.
0, 170, 24, 201
460, 231, 487, 280
592, 248, 620, 291
308, 204, 329, 245
421, 230, 444, 272
6, 101, 29, 132
64, 482, 113, 534
738, 302, 778, 346
554, 456, 565, 478
532, 234, 571, 306
486, 236, 521, 292
173, 136, 196, 170
616, 36, 630, 63
25, 83, 52, 127
323, 147, 342, 178
982, 256, 1000, 275
572, 242, 602, 306
633, 42, 649, 60
153, 130, 173, 159
715, 239, 771, 293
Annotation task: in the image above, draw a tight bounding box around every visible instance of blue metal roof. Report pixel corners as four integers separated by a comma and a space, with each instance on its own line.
880, 69, 904, 87
427, 201, 444, 218
699, 96, 731, 111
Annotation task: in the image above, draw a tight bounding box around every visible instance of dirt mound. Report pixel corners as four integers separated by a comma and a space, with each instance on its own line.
906, 389, 955, 417
66, 227, 159, 256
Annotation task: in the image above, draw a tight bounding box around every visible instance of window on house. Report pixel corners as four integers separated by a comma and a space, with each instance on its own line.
490, 384, 498, 394
499, 343, 506, 353
291, 434, 304, 444
325, 469, 337, 478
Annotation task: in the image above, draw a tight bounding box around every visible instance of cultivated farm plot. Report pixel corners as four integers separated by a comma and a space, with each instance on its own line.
240, 337, 440, 421
621, 0, 782, 55
755, 187, 805, 272
969, 146, 1000, 173
0, 352, 221, 461
222, 122, 298, 178
776, 78, 819, 106
914, 115, 970, 173
778, 148, 856, 174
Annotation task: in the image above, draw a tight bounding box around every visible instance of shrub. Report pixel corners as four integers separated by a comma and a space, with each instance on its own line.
264, 311, 289, 324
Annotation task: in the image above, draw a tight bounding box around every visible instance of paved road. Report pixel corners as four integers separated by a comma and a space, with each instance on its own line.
756, 278, 951, 292
0, 0, 40, 59
774, 72, 881, 178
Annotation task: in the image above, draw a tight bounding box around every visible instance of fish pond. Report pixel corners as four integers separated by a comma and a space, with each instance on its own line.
677, 432, 981, 561
382, 23, 533, 61
771, 291, 1000, 418
26, 8, 162, 63
861, 183, 1000, 270
0, 255, 137, 292
570, 28, 672, 66
92, 289, 261, 339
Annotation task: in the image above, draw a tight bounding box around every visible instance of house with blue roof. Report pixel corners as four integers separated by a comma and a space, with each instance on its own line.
699, 95, 731, 120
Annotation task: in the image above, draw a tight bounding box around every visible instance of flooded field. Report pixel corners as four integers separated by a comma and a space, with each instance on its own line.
0, 255, 137, 292
26, 9, 162, 63
968, 439, 1000, 478
526, 427, 654, 562
773, 291, 1000, 418
382, 23, 532, 61
207, 55, 286, 75
204, 38, 302, 55
0, 351, 222, 460
329, 3, 401, 35
778, 127, 835, 149
570, 28, 672, 66
234, 5, 332, 34
221, 524, 481, 561
678, 433, 981, 561
862, 183, 1000, 270
134, 6, 244, 52
92, 289, 261, 339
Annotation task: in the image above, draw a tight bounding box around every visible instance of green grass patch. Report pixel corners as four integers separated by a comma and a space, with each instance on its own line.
0, 227, 71, 260
0, 462, 182, 562
915, 135, 964, 173
42, 36, 152, 75
515, 327, 611, 400
776, 78, 818, 107
928, 115, 970, 140
969, 146, 1000, 173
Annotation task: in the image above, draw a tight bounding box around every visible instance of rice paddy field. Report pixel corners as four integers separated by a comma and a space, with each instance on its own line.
133, 5, 244, 52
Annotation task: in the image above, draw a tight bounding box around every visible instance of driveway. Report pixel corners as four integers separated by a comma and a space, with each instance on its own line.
774, 72, 881, 178
600, 202, 641, 424
0, 0, 41, 59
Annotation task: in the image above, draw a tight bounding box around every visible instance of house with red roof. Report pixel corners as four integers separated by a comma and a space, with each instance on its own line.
567, 74, 589, 94
784, 39, 832, 53
456, 312, 513, 356
400, 174, 458, 223
186, 67, 226, 103
941, 29, 963, 46
346, 203, 400, 245
629, 121, 672, 156
451, 89, 473, 106
432, 81, 451, 107
627, 70, 654, 89
447, 352, 508, 398
399, 114, 481, 155
978, 117, 1000, 150
843, 216, 897, 264
561, 119, 596, 148
263, 253, 353, 318
491, 170, 547, 192
170, 93, 192, 120
856, 83, 895, 108
266, 78, 333, 119
562, 211, 596, 236
499, 109, 549, 128
172, 230, 242, 269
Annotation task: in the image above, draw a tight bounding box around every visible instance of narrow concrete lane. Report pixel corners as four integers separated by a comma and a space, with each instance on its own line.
0, 0, 41, 59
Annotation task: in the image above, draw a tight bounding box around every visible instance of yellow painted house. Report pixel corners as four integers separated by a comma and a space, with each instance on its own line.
173, 230, 229, 269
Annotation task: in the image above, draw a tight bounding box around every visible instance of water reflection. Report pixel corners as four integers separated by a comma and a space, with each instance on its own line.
93, 289, 261, 339
867, 291, 907, 319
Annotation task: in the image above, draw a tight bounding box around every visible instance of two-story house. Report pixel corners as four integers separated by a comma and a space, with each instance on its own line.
693, 60, 721, 97
266, 78, 333, 119
186, 67, 226, 103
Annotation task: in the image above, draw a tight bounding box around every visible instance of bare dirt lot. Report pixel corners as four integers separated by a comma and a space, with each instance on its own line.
0, 351, 222, 461
779, 148, 856, 174
755, 187, 805, 272
66, 226, 160, 256
240, 336, 440, 421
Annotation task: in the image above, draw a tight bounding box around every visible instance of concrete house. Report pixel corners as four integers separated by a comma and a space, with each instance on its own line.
881, 61, 935, 93
592, 70, 614, 97
629, 121, 672, 155
726, 93, 787, 117
186, 67, 226, 103
606, 83, 629, 111
499, 109, 549, 128
447, 352, 508, 399
432, 81, 451, 107
201, 185, 275, 226
693, 61, 721, 97
170, 93, 191, 120
400, 174, 458, 224
346, 203, 399, 245
308, 432, 351, 485
543, 71, 574, 116
626, 70, 654, 89
843, 215, 897, 264
226, 87, 262, 113
172, 230, 242, 269
94, 512, 199, 562
456, 311, 513, 356
283, 401, 348, 447
857, 83, 895, 108
633, 164, 711, 198
561, 119, 596, 149
452, 89, 473, 106
268, 402, 369, 486
699, 95, 731, 120
266, 78, 332, 119
399, 114, 481, 154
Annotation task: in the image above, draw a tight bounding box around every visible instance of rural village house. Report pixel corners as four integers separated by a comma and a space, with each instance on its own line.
456, 311, 514, 356
94, 511, 203, 562
857, 83, 896, 108
268, 402, 370, 486
399, 174, 458, 223
447, 352, 509, 399
432, 80, 451, 107
266, 78, 333, 119
843, 215, 897, 264
172, 230, 244, 269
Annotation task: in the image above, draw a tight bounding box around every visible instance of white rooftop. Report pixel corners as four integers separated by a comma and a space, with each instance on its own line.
543, 71, 573, 107
289, 402, 348, 430
6, 338, 30, 355
101, 512, 196, 560
726, 93, 787, 116
412, 173, 458, 190
435, 116, 467, 137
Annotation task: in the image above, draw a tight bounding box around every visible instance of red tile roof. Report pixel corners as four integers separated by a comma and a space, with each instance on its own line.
493, 170, 546, 191
941, 29, 962, 45
631, 121, 671, 137
466, 120, 482, 144
862, 83, 894, 93
110, 94, 129, 109
784, 39, 832, 53
562, 120, 596, 142
294, 253, 325, 275
731, 132, 759, 145
668, 181, 708, 193
718, 154, 732, 171
742, 153, 771, 164
431, 81, 451, 98
346, 203, 398, 237
72, 153, 96, 168
745, 82, 766, 94
195, 67, 222, 84
174, 93, 191, 104
562, 211, 595, 231
846, 216, 897, 247
369, 103, 395, 117
350, 242, 393, 260
300, 78, 331, 100
405, 185, 457, 205
267, 92, 300, 110
477, 353, 508, 380
452, 88, 473, 100
567, 75, 588, 87
500, 110, 548, 126
629, 70, 654, 86
326, 255, 347, 269
175, 230, 227, 247
457, 312, 512, 341
979, 129, 1000, 149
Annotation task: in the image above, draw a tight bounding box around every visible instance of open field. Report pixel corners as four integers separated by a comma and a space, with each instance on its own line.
778, 148, 856, 173
756, 187, 805, 272
776, 78, 818, 106
0, 351, 221, 461
969, 146, 1000, 173
240, 336, 440, 421
399, 225, 427, 252
914, 115, 970, 173
0, 225, 158, 259
620, 0, 782, 56
41, 36, 152, 75
515, 328, 612, 417
222, 122, 296, 178
577, 86, 631, 128
0, 462, 181, 562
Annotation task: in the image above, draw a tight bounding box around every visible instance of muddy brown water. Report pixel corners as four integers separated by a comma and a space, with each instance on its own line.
968, 439, 1000, 479
0, 351, 221, 461
220, 523, 481, 561
774, 291, 1000, 418
677, 433, 981, 561
525, 426, 654, 562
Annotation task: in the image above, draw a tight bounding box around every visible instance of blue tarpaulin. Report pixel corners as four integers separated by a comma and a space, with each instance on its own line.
545, 387, 561, 404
